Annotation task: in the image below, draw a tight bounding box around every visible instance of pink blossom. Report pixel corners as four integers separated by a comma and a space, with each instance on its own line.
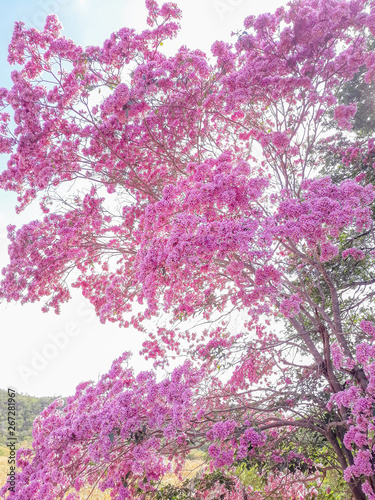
272, 131, 290, 151
342, 247, 365, 260
334, 104, 357, 129
280, 294, 302, 318
320, 241, 339, 262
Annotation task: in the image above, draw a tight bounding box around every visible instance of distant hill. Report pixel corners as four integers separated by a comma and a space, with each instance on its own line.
0, 389, 64, 446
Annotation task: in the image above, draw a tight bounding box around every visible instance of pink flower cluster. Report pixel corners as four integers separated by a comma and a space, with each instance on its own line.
207, 420, 266, 468
0, 353, 210, 499
334, 104, 357, 130
272, 131, 290, 151
360, 321, 375, 339
320, 241, 339, 262
342, 247, 366, 260
280, 294, 302, 318
329, 340, 375, 495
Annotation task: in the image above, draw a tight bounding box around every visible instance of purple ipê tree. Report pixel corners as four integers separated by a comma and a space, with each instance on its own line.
2, 0, 375, 498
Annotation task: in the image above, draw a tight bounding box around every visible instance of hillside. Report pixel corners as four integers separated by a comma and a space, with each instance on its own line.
0, 389, 62, 447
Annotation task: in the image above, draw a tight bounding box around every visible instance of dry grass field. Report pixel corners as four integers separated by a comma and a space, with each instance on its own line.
0, 456, 8, 490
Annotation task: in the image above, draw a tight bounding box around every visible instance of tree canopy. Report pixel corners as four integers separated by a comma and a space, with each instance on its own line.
0, 389, 57, 447
2, 0, 375, 498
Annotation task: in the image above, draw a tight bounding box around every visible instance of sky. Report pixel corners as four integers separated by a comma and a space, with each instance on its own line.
0, 0, 286, 398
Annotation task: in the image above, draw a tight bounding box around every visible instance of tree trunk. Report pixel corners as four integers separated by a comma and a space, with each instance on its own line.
348, 479, 366, 500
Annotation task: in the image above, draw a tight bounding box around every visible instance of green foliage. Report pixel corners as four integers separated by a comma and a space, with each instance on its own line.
0, 389, 62, 446
234, 463, 350, 499
151, 470, 235, 500
337, 56, 375, 137
315, 470, 351, 500
152, 483, 195, 500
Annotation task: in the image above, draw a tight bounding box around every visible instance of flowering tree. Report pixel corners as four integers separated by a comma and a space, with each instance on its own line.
3, 0, 375, 498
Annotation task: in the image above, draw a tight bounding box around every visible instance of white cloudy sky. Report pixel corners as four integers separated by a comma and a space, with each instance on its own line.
0, 0, 285, 398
